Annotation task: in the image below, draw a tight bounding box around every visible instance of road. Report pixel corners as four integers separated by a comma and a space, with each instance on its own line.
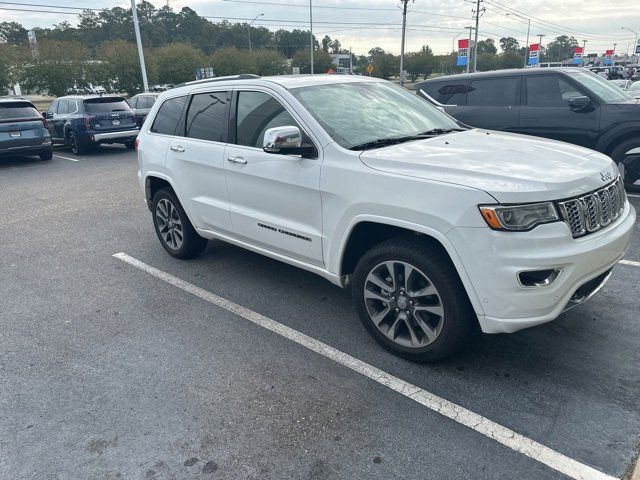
0, 146, 639, 480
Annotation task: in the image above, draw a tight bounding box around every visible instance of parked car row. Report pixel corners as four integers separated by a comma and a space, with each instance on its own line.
415, 67, 640, 190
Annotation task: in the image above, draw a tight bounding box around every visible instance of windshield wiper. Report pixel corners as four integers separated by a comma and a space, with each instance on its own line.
419, 127, 466, 135
349, 134, 430, 151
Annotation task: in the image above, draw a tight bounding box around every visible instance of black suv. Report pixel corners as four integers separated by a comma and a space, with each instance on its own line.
43, 95, 139, 155
415, 68, 640, 189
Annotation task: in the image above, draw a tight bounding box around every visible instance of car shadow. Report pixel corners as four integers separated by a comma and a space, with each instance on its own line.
0, 155, 45, 169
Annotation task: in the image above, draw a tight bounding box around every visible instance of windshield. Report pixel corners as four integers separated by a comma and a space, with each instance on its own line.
570, 71, 633, 103
290, 81, 461, 149
83, 97, 132, 114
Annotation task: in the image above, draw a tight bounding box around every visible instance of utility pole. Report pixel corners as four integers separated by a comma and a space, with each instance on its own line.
524, 18, 531, 67
536, 33, 545, 67
466, 26, 473, 74
582, 39, 587, 66
309, 0, 314, 74
399, 0, 409, 86
248, 13, 263, 55
130, 0, 149, 92
472, 0, 484, 72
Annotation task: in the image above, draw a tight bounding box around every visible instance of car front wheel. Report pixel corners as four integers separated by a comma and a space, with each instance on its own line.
611, 138, 640, 192
352, 237, 477, 362
152, 188, 207, 259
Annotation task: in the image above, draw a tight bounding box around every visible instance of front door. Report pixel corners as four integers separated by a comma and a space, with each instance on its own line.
518, 74, 600, 149
224, 89, 323, 266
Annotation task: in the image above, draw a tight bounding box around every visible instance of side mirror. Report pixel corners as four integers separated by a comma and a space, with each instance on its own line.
41, 111, 50, 119
263, 126, 315, 157
569, 96, 592, 111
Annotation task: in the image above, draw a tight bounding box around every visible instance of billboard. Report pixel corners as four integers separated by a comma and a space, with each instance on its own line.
573, 46, 583, 65
604, 49, 613, 66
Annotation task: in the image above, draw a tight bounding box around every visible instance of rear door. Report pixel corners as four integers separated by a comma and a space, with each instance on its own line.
457, 76, 521, 131
51, 99, 68, 139
518, 74, 600, 148
416, 80, 469, 118
46, 100, 61, 139
83, 97, 137, 132
164, 90, 233, 234
0, 101, 47, 151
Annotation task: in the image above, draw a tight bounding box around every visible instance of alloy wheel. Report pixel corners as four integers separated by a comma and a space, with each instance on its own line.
155, 198, 184, 250
364, 261, 445, 349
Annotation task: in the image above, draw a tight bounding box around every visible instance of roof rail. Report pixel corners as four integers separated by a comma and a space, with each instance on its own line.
176, 74, 260, 88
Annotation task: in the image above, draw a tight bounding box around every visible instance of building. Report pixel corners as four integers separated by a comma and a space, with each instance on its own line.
329, 53, 353, 74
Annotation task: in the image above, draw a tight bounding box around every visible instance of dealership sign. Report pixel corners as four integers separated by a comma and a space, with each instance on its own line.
604, 49, 613, 66
456, 39, 469, 66
528, 43, 539, 65
573, 46, 583, 65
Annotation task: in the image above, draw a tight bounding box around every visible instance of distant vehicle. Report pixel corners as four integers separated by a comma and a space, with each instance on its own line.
90, 86, 107, 95
626, 81, 640, 99
150, 84, 173, 92
416, 67, 640, 190
0, 98, 52, 161
610, 79, 632, 89
42, 95, 139, 155
128, 92, 159, 127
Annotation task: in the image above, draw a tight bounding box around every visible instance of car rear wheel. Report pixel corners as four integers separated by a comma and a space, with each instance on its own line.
611, 138, 640, 192
39, 149, 53, 160
67, 131, 85, 155
352, 237, 477, 362
152, 188, 208, 259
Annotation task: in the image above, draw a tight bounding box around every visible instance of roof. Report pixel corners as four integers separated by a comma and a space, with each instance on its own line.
0, 98, 35, 105
56, 94, 126, 100
174, 73, 380, 92
417, 67, 588, 84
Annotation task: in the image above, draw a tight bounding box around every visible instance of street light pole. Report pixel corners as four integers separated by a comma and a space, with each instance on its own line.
466, 26, 473, 74
472, 0, 482, 72
248, 13, 263, 55
399, 0, 409, 86
582, 39, 587, 66
452, 31, 464, 53
309, 0, 314, 74
130, 0, 149, 92
621, 27, 638, 63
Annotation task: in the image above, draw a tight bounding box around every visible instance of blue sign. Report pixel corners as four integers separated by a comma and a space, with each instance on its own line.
194, 67, 215, 80
572, 54, 582, 65
528, 50, 539, 65
456, 54, 468, 66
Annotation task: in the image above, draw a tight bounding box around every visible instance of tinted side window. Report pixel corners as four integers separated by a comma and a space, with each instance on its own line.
130, 97, 138, 108
47, 101, 59, 115
420, 82, 467, 105
235, 91, 299, 148
526, 76, 583, 106
185, 92, 228, 142
467, 77, 519, 106
68, 100, 79, 114
150, 96, 187, 136
57, 100, 69, 115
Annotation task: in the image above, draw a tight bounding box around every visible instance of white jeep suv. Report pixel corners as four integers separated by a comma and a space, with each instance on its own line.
136, 74, 635, 361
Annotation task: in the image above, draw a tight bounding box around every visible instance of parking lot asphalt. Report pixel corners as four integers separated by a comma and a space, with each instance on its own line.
0, 146, 639, 480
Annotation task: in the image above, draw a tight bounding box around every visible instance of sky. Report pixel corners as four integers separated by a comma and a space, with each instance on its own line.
1, 0, 639, 56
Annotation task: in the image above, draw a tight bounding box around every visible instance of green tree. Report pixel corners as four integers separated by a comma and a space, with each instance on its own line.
0, 21, 28, 45
545, 35, 579, 62
154, 43, 205, 84
210, 47, 256, 76
499, 37, 520, 53
22, 41, 90, 96
252, 49, 287, 76
499, 51, 523, 69
476, 39, 497, 55
405, 46, 436, 82
99, 41, 156, 94
291, 49, 334, 74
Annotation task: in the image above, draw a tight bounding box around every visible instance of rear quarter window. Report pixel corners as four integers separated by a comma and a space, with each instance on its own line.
150, 96, 188, 136
0, 102, 40, 120
467, 77, 519, 106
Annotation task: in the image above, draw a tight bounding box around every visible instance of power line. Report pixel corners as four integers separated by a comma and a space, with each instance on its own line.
220, 0, 398, 11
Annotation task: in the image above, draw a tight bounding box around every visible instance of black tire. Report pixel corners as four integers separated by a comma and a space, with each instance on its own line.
39, 149, 53, 160
610, 138, 640, 192
352, 236, 477, 362
152, 188, 207, 259
124, 140, 135, 150
66, 130, 86, 155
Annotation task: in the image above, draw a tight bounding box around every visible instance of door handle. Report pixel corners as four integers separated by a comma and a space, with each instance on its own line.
227, 156, 247, 164
170, 145, 185, 152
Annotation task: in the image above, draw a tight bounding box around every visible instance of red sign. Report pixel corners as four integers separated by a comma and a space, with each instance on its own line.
458, 39, 469, 49
574, 46, 583, 54
605, 49, 614, 55
529, 43, 539, 51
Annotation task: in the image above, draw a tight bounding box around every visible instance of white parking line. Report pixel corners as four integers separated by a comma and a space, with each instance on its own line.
113, 252, 616, 480
53, 154, 79, 162
620, 259, 640, 268
628, 194, 640, 198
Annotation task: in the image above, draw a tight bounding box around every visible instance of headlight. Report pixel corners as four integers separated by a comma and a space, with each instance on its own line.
479, 202, 559, 231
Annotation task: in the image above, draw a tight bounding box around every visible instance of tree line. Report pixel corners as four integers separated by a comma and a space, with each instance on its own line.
0, 0, 585, 96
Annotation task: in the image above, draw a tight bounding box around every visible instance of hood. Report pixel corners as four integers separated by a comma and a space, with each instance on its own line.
359, 129, 618, 203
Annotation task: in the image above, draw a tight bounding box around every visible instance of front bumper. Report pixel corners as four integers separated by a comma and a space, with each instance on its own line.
91, 129, 139, 142
448, 202, 635, 333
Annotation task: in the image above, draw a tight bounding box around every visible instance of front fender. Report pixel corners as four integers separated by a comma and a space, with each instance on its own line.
596, 121, 640, 153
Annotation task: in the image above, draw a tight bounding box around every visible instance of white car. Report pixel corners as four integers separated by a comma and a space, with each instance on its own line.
626, 81, 640, 99
135, 74, 635, 361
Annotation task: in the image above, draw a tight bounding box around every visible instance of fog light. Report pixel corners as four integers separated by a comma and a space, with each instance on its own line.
518, 269, 562, 287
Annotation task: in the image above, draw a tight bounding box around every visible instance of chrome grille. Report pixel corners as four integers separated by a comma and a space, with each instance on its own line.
558, 177, 626, 238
